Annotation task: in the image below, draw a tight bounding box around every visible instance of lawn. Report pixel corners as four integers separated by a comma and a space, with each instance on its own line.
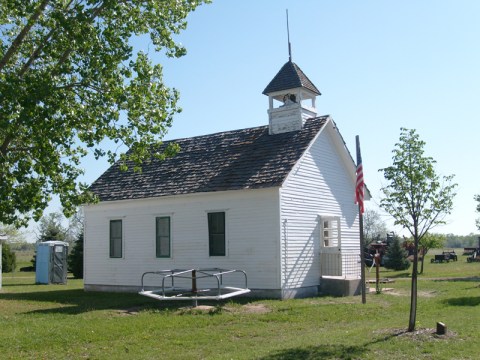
1, 250, 479, 360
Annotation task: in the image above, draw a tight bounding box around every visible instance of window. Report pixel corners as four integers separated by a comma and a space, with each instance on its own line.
110, 219, 122, 258
156, 216, 171, 258
321, 217, 340, 247
208, 212, 225, 256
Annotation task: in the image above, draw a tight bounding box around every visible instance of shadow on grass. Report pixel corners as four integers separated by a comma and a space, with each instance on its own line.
259, 344, 365, 360
443, 296, 480, 307
259, 330, 410, 360
0, 288, 260, 315
381, 272, 411, 279
0, 288, 161, 314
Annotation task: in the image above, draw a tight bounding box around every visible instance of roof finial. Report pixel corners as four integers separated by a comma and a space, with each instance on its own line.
286, 9, 292, 62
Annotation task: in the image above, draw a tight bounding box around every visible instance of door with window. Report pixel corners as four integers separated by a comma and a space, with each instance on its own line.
319, 216, 342, 276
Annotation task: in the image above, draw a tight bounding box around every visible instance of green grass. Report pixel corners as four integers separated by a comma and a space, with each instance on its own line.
1, 251, 479, 359
367, 248, 480, 280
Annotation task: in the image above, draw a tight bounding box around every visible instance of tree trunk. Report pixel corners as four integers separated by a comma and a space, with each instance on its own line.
419, 248, 425, 274
408, 236, 419, 332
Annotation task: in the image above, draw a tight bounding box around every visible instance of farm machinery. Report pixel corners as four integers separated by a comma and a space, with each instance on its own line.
465, 236, 480, 263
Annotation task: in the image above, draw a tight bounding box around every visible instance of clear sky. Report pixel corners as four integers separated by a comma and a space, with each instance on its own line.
37, 0, 480, 238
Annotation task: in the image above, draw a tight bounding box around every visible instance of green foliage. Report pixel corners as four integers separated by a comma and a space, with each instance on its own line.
420, 233, 445, 254
445, 233, 479, 248
1, 242, 16, 272
0, 0, 209, 226
68, 231, 83, 279
36, 212, 67, 242
379, 128, 457, 332
379, 128, 457, 240
383, 237, 410, 271
0, 223, 25, 242
31, 212, 67, 268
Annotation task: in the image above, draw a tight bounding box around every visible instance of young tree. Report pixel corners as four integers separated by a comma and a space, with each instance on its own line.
383, 236, 410, 271
379, 128, 457, 332
0, 0, 208, 227
418, 232, 446, 274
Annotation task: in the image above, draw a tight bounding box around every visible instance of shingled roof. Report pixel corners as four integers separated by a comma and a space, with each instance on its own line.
262, 61, 321, 95
89, 117, 329, 202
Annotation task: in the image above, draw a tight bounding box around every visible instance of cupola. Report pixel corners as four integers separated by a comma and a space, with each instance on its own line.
263, 60, 321, 135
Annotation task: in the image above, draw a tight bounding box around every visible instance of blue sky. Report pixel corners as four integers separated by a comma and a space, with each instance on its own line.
38, 0, 480, 238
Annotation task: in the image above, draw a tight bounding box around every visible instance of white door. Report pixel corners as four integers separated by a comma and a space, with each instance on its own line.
319, 216, 342, 276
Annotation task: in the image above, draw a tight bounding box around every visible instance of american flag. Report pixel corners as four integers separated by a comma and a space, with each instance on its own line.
355, 137, 365, 213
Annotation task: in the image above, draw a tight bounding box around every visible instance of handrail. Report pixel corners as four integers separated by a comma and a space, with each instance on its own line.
139, 268, 250, 302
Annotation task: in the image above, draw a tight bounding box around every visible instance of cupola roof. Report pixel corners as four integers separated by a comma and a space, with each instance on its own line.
262, 61, 321, 96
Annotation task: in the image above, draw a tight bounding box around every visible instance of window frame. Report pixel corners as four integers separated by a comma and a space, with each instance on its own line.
109, 219, 123, 259
155, 216, 171, 258
207, 211, 226, 257
320, 216, 341, 248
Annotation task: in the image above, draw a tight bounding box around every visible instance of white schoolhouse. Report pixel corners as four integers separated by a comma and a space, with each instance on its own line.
83, 60, 367, 298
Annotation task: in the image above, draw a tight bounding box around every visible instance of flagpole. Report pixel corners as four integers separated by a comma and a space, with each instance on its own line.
356, 135, 367, 304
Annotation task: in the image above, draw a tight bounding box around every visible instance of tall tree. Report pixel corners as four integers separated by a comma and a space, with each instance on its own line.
0, 0, 208, 227
363, 208, 388, 246
379, 128, 457, 332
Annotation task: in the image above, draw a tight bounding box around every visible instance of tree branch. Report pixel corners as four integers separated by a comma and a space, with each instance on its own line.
0, 0, 51, 73
53, 2, 107, 75
19, 0, 77, 77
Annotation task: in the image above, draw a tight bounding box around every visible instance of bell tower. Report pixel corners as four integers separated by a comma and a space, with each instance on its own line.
262, 60, 321, 135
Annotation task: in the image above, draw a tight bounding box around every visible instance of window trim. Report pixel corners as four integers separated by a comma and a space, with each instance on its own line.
320, 215, 341, 248
109, 219, 123, 259
155, 216, 171, 258
207, 211, 227, 257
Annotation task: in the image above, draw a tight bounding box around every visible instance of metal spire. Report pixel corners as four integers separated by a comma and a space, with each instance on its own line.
286, 9, 292, 62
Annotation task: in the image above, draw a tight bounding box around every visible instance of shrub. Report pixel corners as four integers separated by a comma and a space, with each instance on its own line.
2, 243, 17, 273
68, 232, 83, 279
384, 237, 410, 271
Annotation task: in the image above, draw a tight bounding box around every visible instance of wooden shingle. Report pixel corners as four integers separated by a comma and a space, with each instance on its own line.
89, 116, 328, 202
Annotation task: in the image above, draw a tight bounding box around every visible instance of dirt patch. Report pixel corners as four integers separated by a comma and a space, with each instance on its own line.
116, 306, 144, 316
223, 303, 271, 314
376, 327, 457, 341
175, 305, 221, 315
241, 304, 271, 314
383, 289, 437, 298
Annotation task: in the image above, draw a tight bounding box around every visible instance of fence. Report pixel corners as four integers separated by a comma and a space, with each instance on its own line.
320, 252, 361, 278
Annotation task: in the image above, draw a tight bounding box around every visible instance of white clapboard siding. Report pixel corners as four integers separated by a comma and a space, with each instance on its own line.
280, 121, 360, 288
84, 188, 281, 291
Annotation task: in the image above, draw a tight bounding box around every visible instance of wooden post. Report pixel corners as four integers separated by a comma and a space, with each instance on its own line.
192, 269, 197, 294
192, 269, 198, 307
375, 252, 381, 294
436, 322, 447, 335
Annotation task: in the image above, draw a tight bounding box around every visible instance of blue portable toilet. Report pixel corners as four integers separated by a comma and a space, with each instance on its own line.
35, 241, 69, 284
